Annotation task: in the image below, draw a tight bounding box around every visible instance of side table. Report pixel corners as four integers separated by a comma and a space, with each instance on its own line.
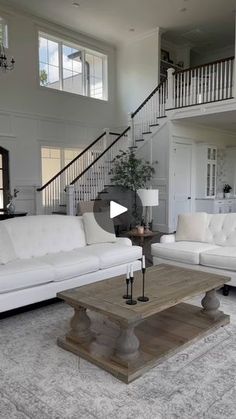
123, 229, 160, 265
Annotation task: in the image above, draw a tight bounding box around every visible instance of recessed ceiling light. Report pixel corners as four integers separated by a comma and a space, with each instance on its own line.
129, 28, 135, 32
72, 2, 80, 7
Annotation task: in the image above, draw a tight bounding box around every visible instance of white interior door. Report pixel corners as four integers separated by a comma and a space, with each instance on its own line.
173, 143, 192, 228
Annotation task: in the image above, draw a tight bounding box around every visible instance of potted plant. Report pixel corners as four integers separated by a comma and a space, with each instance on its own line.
223, 184, 232, 199
109, 149, 157, 227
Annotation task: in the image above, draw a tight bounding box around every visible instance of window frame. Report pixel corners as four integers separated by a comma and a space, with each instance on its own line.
0, 146, 10, 211
0, 17, 8, 48
38, 31, 108, 101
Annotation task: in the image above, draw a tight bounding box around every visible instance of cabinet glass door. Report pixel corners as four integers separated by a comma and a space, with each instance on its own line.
206, 163, 211, 196
211, 163, 216, 196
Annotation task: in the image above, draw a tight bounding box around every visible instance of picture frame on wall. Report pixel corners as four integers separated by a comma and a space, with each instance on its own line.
161, 49, 170, 62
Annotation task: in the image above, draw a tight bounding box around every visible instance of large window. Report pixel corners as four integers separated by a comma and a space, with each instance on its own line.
0, 147, 10, 210
38, 33, 108, 100
0, 17, 8, 48
41, 146, 83, 186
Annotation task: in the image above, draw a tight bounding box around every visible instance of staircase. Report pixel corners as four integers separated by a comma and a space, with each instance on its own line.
37, 56, 235, 215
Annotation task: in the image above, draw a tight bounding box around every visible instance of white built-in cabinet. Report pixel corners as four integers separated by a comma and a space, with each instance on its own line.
195, 199, 236, 214
196, 144, 217, 198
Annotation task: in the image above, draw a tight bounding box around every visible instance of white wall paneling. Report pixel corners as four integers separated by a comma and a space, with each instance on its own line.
0, 111, 108, 215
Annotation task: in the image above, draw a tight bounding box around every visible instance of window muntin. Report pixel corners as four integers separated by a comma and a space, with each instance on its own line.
39, 33, 108, 100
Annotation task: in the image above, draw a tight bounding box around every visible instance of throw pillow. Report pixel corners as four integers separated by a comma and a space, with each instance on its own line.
83, 212, 117, 245
175, 212, 207, 242
0, 223, 17, 264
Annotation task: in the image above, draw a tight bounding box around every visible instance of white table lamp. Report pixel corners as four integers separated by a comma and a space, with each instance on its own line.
137, 189, 159, 231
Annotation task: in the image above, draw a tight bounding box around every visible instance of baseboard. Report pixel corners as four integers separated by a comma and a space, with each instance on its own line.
0, 298, 61, 319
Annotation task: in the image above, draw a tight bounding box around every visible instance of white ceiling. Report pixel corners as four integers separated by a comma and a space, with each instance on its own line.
2, 0, 236, 46
176, 110, 236, 133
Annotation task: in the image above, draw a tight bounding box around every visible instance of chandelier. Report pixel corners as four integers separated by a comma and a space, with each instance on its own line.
0, 43, 15, 71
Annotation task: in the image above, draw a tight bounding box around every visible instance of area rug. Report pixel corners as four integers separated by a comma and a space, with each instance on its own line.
0, 301, 236, 419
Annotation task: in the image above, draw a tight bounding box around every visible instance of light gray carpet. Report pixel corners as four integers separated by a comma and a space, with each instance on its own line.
1, 290, 236, 419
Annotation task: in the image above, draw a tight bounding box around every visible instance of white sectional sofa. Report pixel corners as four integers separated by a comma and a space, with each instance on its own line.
152, 212, 236, 292
0, 215, 142, 313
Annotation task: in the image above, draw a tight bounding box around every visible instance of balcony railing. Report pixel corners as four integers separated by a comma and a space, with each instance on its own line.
166, 56, 234, 109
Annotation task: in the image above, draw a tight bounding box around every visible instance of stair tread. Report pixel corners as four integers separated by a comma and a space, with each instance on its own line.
136, 139, 145, 142
142, 131, 152, 135
149, 123, 159, 127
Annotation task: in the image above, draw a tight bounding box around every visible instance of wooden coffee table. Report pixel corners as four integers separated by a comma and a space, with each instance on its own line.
57, 264, 230, 383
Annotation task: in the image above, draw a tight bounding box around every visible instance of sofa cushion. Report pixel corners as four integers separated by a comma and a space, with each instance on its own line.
79, 241, 142, 269
83, 212, 116, 245
200, 247, 236, 271
3, 215, 86, 259
0, 259, 55, 294
151, 242, 219, 265
0, 224, 16, 264
176, 212, 208, 242
39, 251, 99, 282
204, 213, 236, 246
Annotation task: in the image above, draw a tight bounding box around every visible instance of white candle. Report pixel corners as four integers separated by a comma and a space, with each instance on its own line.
142, 255, 146, 269
130, 264, 134, 278
126, 265, 130, 279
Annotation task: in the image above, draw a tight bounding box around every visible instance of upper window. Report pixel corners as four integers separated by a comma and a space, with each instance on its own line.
38, 32, 108, 101
0, 147, 10, 210
0, 17, 8, 48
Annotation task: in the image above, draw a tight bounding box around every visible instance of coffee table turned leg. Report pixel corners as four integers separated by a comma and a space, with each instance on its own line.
115, 323, 140, 363
201, 289, 221, 320
67, 306, 94, 344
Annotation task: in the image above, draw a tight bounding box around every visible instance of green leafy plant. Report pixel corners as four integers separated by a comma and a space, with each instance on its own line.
109, 149, 157, 224
110, 149, 156, 191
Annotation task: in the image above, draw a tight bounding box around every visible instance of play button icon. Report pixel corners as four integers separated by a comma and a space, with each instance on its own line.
110, 201, 128, 219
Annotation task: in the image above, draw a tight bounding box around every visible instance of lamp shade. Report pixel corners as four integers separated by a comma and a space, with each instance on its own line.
137, 189, 159, 207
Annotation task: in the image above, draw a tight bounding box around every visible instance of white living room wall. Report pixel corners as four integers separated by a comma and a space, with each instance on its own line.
0, 5, 118, 213
168, 122, 236, 231
138, 119, 236, 233
116, 28, 161, 125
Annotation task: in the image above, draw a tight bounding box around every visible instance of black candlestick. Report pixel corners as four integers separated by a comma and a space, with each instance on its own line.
123, 277, 131, 299
126, 276, 137, 305
138, 268, 149, 302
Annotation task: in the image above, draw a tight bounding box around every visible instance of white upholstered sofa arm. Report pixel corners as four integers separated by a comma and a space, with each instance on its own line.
160, 234, 176, 244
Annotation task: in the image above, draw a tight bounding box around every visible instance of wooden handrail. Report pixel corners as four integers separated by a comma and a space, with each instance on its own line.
131, 80, 166, 118
37, 131, 106, 191
174, 56, 235, 75
71, 127, 130, 185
